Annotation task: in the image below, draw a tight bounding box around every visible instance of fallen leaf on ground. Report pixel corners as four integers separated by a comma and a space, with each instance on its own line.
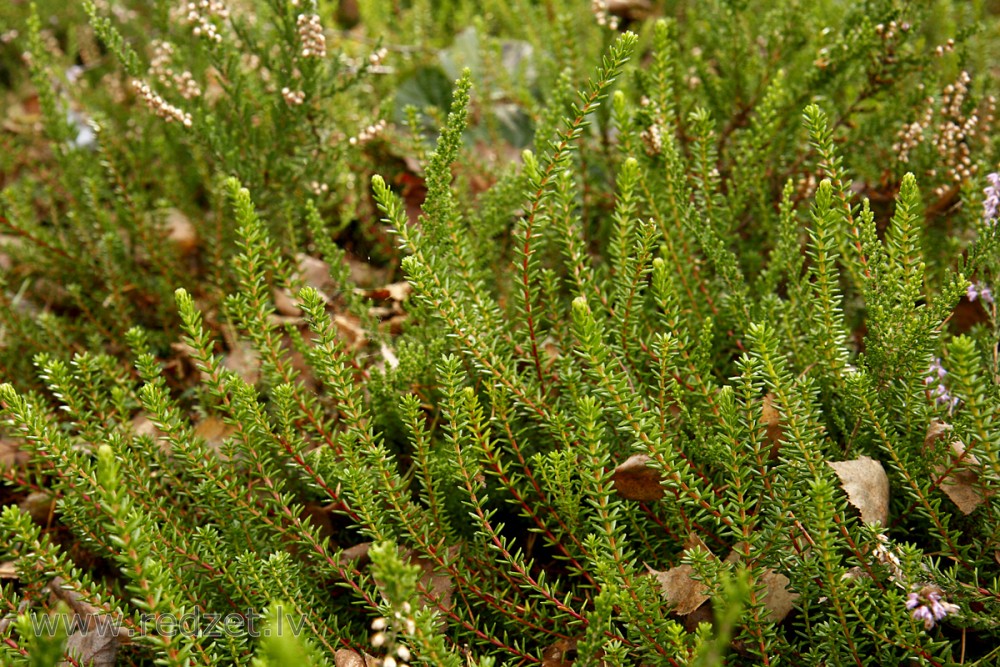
828, 456, 889, 526
925, 420, 986, 515
357, 281, 412, 303
297, 253, 332, 291
19, 491, 54, 525
0, 562, 16, 579
48, 577, 127, 666
392, 547, 458, 618
194, 417, 236, 453
724, 547, 798, 622
339, 542, 372, 567
334, 649, 379, 667
0, 438, 28, 468
333, 314, 367, 349
649, 535, 713, 616
542, 637, 581, 666
761, 393, 783, 459
163, 208, 198, 256
273, 287, 302, 317
612, 454, 664, 501
223, 342, 261, 385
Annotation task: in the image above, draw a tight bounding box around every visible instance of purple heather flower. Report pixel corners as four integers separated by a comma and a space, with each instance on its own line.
906, 587, 959, 630
925, 358, 958, 408
967, 281, 994, 305
984, 172, 1000, 223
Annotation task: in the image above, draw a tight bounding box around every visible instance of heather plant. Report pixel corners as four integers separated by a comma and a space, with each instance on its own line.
1, 1, 1000, 666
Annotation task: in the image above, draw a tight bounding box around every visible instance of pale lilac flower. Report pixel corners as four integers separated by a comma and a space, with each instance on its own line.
967, 281, 994, 305
984, 172, 1000, 223
925, 358, 958, 408
906, 587, 959, 630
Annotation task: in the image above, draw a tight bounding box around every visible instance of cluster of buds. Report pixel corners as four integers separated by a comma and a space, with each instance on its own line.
349, 119, 386, 146
148, 41, 202, 100
934, 38, 956, 58
296, 13, 326, 58
864, 528, 960, 631
369, 47, 389, 67
924, 358, 958, 410
983, 172, 1000, 224
894, 71, 996, 197
307, 180, 329, 195
591, 0, 620, 30
181, 0, 229, 43
131, 79, 192, 127
871, 531, 903, 582
281, 87, 306, 106
874, 20, 910, 41
370, 603, 415, 667
906, 586, 960, 630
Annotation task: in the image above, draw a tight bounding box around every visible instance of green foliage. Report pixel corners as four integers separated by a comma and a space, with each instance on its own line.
1, 0, 1000, 665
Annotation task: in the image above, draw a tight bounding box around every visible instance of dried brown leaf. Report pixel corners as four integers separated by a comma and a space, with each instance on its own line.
758, 569, 797, 622
651, 562, 711, 615
396, 547, 457, 616
333, 314, 367, 349
761, 393, 783, 459
339, 542, 372, 567
828, 456, 889, 526
723, 547, 798, 622
19, 491, 54, 525
612, 454, 664, 501
0, 562, 17, 579
194, 417, 235, 452
297, 253, 332, 291
924, 420, 987, 515
273, 287, 302, 317
0, 438, 28, 468
649, 535, 713, 616
48, 578, 127, 666
223, 342, 261, 385
607, 0, 653, 19
357, 281, 412, 303
163, 208, 198, 256
541, 637, 580, 666
62, 628, 119, 667
334, 649, 379, 667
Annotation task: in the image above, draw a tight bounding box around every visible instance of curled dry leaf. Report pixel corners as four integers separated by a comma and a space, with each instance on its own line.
338, 542, 372, 567
163, 208, 198, 256
649, 535, 713, 616
297, 253, 332, 291
49, 577, 128, 666
0, 438, 29, 468
357, 281, 412, 303
333, 314, 367, 349
607, 0, 654, 19
828, 456, 889, 526
0, 561, 16, 579
334, 649, 379, 667
724, 547, 798, 623
542, 637, 582, 667
194, 416, 236, 454
925, 420, 986, 515
20, 491, 55, 525
223, 341, 261, 385
761, 393, 783, 459
273, 287, 303, 317
612, 454, 664, 501
394, 546, 458, 618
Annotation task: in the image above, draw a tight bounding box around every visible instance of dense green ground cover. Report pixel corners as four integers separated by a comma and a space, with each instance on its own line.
0, 0, 1000, 664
